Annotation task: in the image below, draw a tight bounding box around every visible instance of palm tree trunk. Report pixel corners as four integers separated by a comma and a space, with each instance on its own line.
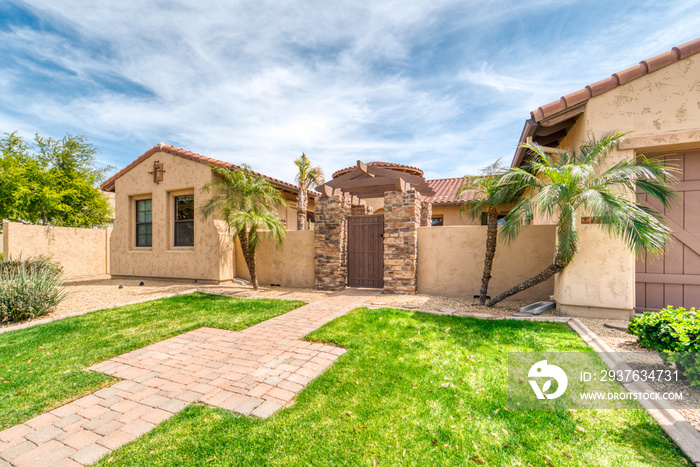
479, 207, 499, 305
247, 254, 258, 290
238, 230, 259, 290
487, 254, 569, 306
296, 191, 307, 231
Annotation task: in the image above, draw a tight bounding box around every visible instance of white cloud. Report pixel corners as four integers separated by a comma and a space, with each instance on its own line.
1, 0, 699, 183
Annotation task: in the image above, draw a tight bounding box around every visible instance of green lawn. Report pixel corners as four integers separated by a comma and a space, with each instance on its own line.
0, 293, 304, 429
96, 308, 687, 467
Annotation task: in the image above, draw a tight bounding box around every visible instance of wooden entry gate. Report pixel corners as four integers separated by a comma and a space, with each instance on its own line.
637, 149, 700, 311
347, 215, 384, 288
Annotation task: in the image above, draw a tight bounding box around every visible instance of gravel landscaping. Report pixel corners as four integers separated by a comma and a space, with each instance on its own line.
0, 278, 332, 332
369, 292, 553, 318
6, 278, 698, 432
582, 317, 700, 432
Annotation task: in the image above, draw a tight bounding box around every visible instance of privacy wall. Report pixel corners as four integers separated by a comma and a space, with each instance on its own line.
417, 225, 556, 301
235, 230, 315, 288
3, 221, 111, 279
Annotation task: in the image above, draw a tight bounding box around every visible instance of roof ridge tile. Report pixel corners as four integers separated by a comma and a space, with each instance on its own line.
674, 37, 700, 59
533, 36, 699, 122
101, 144, 318, 197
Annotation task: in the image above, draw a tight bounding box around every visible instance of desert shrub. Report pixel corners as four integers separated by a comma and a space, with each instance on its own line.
628, 306, 700, 387
0, 256, 65, 324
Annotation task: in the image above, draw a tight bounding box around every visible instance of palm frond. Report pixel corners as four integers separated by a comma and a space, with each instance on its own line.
457, 159, 526, 219
200, 165, 288, 246
500, 198, 533, 243
576, 132, 627, 165
507, 132, 676, 261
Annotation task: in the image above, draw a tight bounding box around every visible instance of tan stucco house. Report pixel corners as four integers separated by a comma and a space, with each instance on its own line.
511, 36, 700, 318
100, 36, 699, 320
100, 144, 318, 282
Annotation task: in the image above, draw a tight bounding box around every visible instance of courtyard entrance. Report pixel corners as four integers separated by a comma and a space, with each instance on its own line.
347, 214, 384, 288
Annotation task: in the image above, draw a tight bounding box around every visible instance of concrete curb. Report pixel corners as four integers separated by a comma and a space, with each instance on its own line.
567, 318, 700, 466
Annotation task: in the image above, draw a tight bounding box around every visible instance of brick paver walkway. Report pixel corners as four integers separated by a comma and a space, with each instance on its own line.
0, 289, 378, 467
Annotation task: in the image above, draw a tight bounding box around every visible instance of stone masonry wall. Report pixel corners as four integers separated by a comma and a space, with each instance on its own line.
420, 200, 432, 227
314, 194, 350, 290
383, 189, 421, 294
351, 204, 369, 216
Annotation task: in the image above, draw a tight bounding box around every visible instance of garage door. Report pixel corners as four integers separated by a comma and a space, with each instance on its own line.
636, 149, 700, 312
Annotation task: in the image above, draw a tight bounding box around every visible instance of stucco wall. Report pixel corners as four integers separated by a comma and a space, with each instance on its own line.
3, 221, 111, 279
234, 230, 314, 287
110, 151, 233, 282
552, 55, 700, 317
554, 225, 635, 318
431, 205, 481, 226
576, 56, 700, 145
417, 225, 556, 300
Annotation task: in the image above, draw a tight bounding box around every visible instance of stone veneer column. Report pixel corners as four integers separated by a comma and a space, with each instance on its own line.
314, 193, 350, 290
420, 200, 432, 227
383, 188, 421, 294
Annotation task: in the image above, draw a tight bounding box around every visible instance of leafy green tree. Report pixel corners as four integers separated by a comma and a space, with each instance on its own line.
201, 166, 287, 290
487, 133, 676, 306
0, 132, 113, 227
457, 160, 523, 305
293, 153, 324, 230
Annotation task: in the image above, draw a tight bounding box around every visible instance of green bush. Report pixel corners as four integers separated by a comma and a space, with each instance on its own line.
628, 306, 700, 387
0, 256, 62, 278
0, 256, 65, 324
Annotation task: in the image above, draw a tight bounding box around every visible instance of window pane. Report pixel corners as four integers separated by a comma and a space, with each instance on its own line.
137, 223, 151, 235
175, 195, 194, 221
136, 223, 152, 247
135, 199, 152, 247
136, 200, 152, 223
431, 217, 444, 227
174, 220, 194, 247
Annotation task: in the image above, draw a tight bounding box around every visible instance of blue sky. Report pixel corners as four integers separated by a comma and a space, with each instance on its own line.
1, 1, 699, 183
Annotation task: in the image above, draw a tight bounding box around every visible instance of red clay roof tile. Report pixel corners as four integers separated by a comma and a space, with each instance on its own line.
423, 178, 473, 205
531, 108, 545, 122
101, 143, 318, 197
585, 75, 619, 97
561, 88, 591, 107
673, 37, 700, 59
535, 98, 567, 119
612, 63, 647, 85
642, 49, 680, 73
533, 37, 699, 122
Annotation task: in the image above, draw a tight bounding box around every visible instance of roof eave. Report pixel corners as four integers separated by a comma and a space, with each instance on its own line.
100, 144, 319, 198
511, 118, 538, 168
511, 36, 700, 168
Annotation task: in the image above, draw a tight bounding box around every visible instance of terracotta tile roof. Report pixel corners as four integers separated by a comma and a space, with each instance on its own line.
531, 37, 700, 123
424, 178, 473, 205
332, 161, 424, 178
101, 143, 318, 197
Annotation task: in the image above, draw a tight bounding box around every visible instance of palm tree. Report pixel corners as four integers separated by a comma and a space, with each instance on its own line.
487, 133, 676, 307
293, 153, 324, 230
201, 166, 287, 290
457, 159, 523, 305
